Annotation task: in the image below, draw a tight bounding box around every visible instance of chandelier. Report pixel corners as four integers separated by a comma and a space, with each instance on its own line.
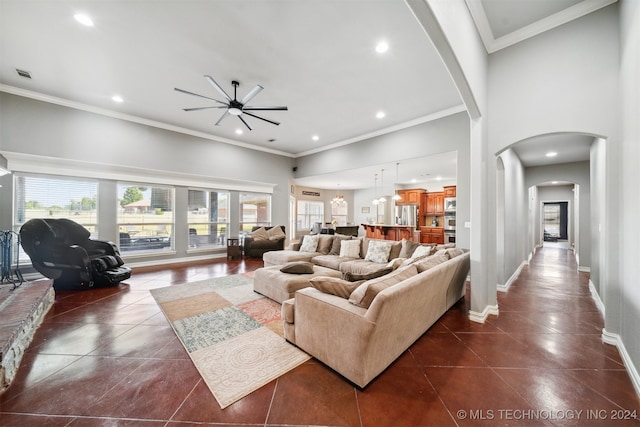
332, 185, 345, 206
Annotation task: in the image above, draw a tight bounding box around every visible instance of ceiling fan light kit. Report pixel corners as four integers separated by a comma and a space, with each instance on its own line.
175, 75, 288, 131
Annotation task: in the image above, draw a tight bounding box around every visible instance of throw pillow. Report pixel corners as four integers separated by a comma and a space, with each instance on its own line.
280, 261, 315, 274
339, 239, 361, 258
267, 226, 286, 240
364, 240, 394, 263
310, 277, 365, 298
411, 244, 433, 259
251, 227, 269, 241
349, 264, 418, 308
399, 238, 420, 258
343, 266, 392, 282
329, 233, 352, 255
299, 234, 319, 253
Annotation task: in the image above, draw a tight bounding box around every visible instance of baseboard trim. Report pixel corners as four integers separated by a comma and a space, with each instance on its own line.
469, 305, 499, 323
497, 261, 526, 293
588, 279, 605, 316
128, 253, 227, 269
602, 328, 640, 399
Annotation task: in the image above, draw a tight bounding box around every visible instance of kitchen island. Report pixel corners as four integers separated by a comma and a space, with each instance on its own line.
361, 224, 419, 242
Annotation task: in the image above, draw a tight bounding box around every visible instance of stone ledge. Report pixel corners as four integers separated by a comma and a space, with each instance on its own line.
0, 279, 54, 390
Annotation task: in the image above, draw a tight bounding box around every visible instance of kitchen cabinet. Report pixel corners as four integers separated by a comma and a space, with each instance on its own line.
420, 227, 444, 245
396, 189, 424, 205
425, 192, 444, 215
443, 186, 456, 197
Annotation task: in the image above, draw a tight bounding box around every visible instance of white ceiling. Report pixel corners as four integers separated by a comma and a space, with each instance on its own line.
0, 0, 611, 190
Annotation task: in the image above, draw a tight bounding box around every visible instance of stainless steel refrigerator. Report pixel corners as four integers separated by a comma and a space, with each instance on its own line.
394, 205, 418, 227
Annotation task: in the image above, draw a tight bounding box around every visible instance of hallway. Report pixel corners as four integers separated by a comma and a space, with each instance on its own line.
0, 247, 638, 426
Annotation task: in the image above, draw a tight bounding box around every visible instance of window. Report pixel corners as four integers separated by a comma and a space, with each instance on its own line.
117, 183, 174, 253
331, 201, 348, 226
13, 173, 99, 265
297, 200, 324, 233
14, 173, 98, 235
239, 193, 271, 235
187, 189, 229, 249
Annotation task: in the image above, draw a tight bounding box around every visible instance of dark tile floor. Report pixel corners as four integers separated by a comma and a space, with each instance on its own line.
1, 247, 638, 426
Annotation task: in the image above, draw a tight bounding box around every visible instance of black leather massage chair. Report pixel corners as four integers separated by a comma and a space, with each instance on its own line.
20, 218, 131, 290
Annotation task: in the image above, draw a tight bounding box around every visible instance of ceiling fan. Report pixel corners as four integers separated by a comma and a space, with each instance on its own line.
175, 75, 288, 130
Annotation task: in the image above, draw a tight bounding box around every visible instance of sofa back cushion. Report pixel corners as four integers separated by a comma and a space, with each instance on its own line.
349, 264, 418, 308
316, 235, 335, 254
413, 254, 449, 273
310, 277, 365, 299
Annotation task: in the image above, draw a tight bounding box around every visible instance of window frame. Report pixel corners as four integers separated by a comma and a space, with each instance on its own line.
187, 188, 230, 250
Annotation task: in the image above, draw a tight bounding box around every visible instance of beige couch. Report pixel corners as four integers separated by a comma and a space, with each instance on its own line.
281, 251, 470, 387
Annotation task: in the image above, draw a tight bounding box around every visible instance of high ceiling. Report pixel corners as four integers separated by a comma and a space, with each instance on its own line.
0, 0, 612, 189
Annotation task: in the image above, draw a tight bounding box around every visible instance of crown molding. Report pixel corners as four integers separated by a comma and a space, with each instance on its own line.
466, 0, 617, 54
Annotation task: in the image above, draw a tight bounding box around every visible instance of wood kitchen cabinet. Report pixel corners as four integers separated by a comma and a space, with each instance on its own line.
420, 227, 444, 244
443, 186, 456, 197
396, 189, 424, 205
425, 192, 444, 215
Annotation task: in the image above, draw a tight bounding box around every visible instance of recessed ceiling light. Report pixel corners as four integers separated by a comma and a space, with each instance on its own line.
312, 135, 319, 141
436, 176, 442, 181
74, 13, 94, 27
235, 129, 243, 135
375, 40, 389, 53
376, 111, 385, 119
111, 95, 123, 103
552, 181, 558, 184
546, 151, 558, 157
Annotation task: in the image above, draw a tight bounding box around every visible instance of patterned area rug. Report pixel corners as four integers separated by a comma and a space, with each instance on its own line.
150, 274, 310, 408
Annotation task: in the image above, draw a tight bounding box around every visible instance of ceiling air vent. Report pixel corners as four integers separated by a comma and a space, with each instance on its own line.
16, 69, 32, 79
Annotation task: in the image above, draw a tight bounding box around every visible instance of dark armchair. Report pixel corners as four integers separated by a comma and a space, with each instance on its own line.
19, 218, 131, 290
243, 225, 286, 258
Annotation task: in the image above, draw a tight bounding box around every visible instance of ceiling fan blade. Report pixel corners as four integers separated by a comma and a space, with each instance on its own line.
243, 111, 280, 126
183, 106, 228, 112
204, 75, 232, 101
238, 115, 253, 131
243, 106, 288, 111
174, 88, 227, 105
215, 110, 230, 126
241, 85, 263, 104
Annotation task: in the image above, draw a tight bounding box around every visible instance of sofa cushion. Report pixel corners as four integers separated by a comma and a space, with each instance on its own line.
349, 264, 418, 308
263, 250, 318, 267
267, 225, 286, 240
399, 238, 421, 258
311, 255, 357, 270
310, 277, 366, 298
251, 227, 269, 241
299, 234, 320, 252
343, 266, 393, 282
364, 239, 394, 263
339, 239, 361, 258
413, 254, 449, 273
280, 261, 315, 274
445, 247, 465, 258
316, 234, 335, 254
329, 234, 353, 255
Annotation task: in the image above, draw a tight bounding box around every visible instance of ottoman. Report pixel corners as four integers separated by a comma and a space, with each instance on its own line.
253, 264, 342, 303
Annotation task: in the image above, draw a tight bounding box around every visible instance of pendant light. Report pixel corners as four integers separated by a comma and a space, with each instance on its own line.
392, 162, 402, 201
378, 169, 386, 203
372, 173, 379, 205
332, 184, 344, 206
